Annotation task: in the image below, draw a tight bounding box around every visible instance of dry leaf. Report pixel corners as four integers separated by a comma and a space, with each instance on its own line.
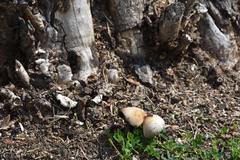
125, 78, 140, 86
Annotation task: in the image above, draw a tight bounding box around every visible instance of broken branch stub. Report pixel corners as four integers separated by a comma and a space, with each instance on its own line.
157, 2, 185, 44
108, 0, 144, 31
108, 0, 146, 59
198, 12, 239, 69
55, 0, 96, 81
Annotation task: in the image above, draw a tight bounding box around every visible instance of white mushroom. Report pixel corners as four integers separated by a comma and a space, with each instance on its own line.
143, 114, 165, 138
121, 107, 147, 127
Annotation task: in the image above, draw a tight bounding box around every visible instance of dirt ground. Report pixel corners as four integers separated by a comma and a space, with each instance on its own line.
0, 2, 240, 160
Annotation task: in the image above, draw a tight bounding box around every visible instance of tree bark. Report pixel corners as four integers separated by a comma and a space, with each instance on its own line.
197, 0, 240, 70
198, 12, 238, 69
108, 0, 146, 61
157, 2, 185, 44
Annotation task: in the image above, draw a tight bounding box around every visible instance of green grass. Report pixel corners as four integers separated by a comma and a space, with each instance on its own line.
108, 127, 240, 160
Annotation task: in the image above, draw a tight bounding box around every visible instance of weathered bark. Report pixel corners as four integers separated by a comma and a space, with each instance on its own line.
181, 0, 197, 28
108, 0, 146, 60
108, 0, 155, 84
108, 1, 185, 56
55, 0, 97, 81
157, 2, 185, 44
196, 0, 240, 70
198, 12, 238, 69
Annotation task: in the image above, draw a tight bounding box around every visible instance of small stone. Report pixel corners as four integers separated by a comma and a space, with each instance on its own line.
35, 59, 50, 75
75, 120, 84, 126
57, 64, 73, 83
107, 69, 119, 83
56, 94, 77, 108
92, 94, 103, 104
135, 65, 153, 85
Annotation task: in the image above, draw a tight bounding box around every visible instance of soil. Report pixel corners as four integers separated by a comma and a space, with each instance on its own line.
0, 1, 240, 160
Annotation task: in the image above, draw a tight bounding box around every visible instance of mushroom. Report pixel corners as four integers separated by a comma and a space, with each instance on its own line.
143, 114, 165, 138
121, 107, 147, 127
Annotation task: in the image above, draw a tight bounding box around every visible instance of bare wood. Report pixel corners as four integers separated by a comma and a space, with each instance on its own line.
55, 0, 96, 81
198, 12, 239, 69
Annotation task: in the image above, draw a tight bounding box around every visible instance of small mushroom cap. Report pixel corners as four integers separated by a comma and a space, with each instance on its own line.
121, 107, 147, 127
143, 115, 165, 138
